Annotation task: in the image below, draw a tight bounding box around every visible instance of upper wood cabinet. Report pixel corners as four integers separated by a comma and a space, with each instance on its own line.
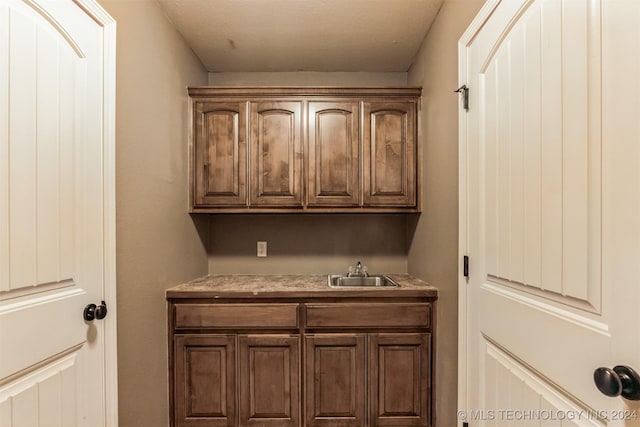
192, 101, 247, 207
307, 101, 360, 207
250, 101, 303, 207
189, 87, 421, 213
363, 102, 416, 207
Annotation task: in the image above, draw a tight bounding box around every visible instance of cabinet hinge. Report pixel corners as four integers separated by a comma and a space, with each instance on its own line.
455, 85, 469, 111
463, 423, 469, 427
463, 255, 469, 278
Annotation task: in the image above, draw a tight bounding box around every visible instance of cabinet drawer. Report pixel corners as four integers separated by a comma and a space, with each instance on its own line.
305, 303, 431, 329
174, 303, 299, 329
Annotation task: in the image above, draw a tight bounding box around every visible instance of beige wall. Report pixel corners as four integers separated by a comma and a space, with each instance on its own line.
208, 214, 409, 274
97, 1, 209, 427
208, 71, 407, 86
407, 1, 485, 426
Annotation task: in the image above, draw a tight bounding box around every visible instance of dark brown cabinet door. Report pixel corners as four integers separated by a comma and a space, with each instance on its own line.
239, 335, 300, 427
307, 102, 360, 207
173, 335, 237, 427
363, 101, 417, 207
250, 101, 303, 207
193, 102, 247, 207
368, 333, 431, 427
304, 334, 366, 427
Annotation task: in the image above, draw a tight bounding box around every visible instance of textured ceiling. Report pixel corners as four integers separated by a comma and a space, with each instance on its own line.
156, 0, 443, 72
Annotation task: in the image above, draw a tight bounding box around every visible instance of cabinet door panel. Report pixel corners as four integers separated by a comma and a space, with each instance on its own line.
307, 102, 360, 206
174, 335, 236, 427
239, 335, 300, 427
193, 102, 247, 207
250, 101, 303, 206
369, 333, 431, 427
363, 102, 417, 207
305, 334, 366, 427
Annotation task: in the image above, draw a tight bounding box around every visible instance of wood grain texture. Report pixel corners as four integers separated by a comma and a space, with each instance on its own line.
168, 289, 436, 427
188, 87, 422, 98
304, 334, 366, 427
175, 303, 299, 329
174, 335, 236, 427
369, 333, 431, 426
188, 87, 421, 213
250, 101, 303, 206
363, 101, 417, 207
193, 101, 247, 207
307, 101, 360, 207
305, 303, 431, 329
239, 335, 300, 427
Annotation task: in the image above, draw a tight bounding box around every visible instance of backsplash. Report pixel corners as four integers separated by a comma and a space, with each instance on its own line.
207, 214, 411, 275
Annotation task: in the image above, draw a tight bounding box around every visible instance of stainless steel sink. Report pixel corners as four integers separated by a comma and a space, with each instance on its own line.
327, 274, 400, 288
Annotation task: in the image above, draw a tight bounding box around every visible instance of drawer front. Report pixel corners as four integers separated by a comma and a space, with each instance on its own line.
174, 303, 299, 329
305, 303, 431, 329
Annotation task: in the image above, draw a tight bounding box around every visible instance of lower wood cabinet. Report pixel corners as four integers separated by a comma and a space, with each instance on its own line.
173, 334, 300, 427
368, 334, 431, 427
169, 298, 434, 427
305, 333, 431, 427
305, 334, 366, 427
174, 335, 237, 427
239, 335, 300, 427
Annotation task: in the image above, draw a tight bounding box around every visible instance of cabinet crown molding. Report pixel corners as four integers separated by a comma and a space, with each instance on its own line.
188, 86, 422, 98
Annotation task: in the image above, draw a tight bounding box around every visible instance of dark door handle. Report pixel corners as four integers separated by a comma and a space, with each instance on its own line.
594, 366, 640, 400
83, 301, 108, 321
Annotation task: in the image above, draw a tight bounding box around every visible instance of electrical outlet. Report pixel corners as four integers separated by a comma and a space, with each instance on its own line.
257, 241, 267, 257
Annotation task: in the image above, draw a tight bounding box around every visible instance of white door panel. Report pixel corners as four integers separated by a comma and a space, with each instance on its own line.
601, 0, 640, 373
481, 338, 601, 427
0, 0, 116, 426
0, 351, 79, 427
479, 0, 600, 312
461, 0, 640, 425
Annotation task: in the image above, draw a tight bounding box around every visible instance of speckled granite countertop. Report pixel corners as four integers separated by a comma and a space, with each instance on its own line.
166, 274, 438, 299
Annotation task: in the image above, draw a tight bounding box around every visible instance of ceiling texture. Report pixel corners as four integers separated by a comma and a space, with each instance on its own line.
156, 0, 444, 72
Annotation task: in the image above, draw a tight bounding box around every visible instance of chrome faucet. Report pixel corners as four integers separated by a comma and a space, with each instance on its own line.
347, 261, 368, 277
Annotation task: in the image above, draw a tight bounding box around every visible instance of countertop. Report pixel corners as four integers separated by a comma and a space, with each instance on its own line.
166, 274, 438, 299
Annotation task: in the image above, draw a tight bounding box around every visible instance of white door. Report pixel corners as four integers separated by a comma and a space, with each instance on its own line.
460, 0, 640, 426
0, 1, 117, 426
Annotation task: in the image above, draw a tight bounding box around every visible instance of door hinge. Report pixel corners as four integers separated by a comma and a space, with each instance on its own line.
455, 85, 469, 111
463, 255, 469, 278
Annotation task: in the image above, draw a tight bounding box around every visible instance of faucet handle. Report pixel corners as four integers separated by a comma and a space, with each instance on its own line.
347, 266, 354, 276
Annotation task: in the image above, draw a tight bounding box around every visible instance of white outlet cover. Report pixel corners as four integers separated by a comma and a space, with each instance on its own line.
257, 241, 267, 257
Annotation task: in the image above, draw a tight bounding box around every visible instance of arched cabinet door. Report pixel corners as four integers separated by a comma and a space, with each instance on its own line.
193, 101, 248, 207
363, 101, 417, 208
307, 101, 360, 207
250, 101, 303, 207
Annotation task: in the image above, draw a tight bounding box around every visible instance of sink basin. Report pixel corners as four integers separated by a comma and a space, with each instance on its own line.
327, 274, 400, 288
